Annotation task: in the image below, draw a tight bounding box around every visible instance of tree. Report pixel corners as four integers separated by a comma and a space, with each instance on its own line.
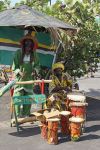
45, 0, 100, 77
15, 0, 49, 11
0, 0, 11, 11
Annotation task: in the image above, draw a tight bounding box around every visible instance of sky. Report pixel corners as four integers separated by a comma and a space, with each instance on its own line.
10, 0, 59, 6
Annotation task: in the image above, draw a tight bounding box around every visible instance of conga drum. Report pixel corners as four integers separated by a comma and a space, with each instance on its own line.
69, 117, 84, 141
60, 111, 71, 135
39, 121, 48, 140
36, 114, 47, 140
69, 102, 88, 118
67, 92, 86, 103
69, 102, 88, 133
47, 118, 60, 144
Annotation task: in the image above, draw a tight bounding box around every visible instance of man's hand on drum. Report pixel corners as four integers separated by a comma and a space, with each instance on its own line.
51, 86, 64, 93
51, 86, 72, 93
62, 86, 72, 93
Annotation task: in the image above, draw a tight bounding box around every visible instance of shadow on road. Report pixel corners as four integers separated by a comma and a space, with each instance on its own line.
9, 126, 41, 137
92, 77, 100, 78
80, 134, 100, 141
85, 125, 100, 133
86, 97, 100, 121
58, 133, 100, 143
86, 88, 100, 98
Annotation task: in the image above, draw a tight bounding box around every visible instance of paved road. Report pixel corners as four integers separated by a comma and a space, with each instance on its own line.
77, 65, 100, 100
0, 67, 100, 150
0, 96, 100, 150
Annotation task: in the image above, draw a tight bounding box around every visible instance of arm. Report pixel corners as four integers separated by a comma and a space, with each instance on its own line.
12, 50, 22, 78
49, 75, 63, 93
63, 75, 72, 91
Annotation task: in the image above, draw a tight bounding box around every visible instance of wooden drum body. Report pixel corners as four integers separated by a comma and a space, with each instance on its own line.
47, 118, 60, 145
40, 121, 48, 140
60, 111, 71, 135
69, 117, 84, 141
69, 102, 88, 118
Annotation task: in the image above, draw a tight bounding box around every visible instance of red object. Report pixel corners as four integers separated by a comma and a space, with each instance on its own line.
34, 41, 38, 50
47, 121, 58, 144
40, 121, 48, 140
41, 80, 44, 94
71, 106, 86, 118
10, 88, 14, 97
61, 115, 70, 135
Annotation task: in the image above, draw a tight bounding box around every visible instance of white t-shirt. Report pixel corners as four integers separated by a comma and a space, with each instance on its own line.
23, 54, 30, 63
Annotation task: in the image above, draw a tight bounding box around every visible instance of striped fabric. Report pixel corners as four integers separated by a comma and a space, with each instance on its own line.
0, 27, 55, 68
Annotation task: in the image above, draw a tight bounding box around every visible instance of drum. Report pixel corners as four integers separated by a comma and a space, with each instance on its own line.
60, 111, 71, 135
34, 112, 47, 140
47, 118, 60, 144
69, 102, 88, 118
69, 117, 84, 141
40, 121, 48, 140
67, 92, 86, 102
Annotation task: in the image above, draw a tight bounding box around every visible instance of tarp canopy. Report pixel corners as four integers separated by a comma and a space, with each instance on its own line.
0, 5, 76, 30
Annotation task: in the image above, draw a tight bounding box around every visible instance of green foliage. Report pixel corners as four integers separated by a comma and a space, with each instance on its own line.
0, 0, 10, 11
48, 0, 100, 77
0, 1, 4, 11
15, 0, 50, 11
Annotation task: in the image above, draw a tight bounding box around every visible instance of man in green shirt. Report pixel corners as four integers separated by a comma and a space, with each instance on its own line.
12, 35, 40, 117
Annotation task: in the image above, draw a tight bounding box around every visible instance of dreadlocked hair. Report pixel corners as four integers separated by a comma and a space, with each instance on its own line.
20, 39, 34, 64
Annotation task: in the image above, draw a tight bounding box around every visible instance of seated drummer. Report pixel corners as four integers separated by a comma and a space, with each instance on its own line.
47, 62, 72, 111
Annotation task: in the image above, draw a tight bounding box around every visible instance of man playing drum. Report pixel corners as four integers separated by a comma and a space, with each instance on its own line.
47, 62, 72, 111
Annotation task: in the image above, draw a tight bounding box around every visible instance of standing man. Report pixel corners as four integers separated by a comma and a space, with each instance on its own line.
12, 35, 40, 117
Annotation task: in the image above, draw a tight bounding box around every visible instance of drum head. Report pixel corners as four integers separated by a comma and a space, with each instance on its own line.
47, 118, 60, 122
67, 92, 86, 102
69, 117, 84, 123
32, 112, 43, 117
60, 111, 71, 116
44, 110, 60, 119
70, 102, 88, 107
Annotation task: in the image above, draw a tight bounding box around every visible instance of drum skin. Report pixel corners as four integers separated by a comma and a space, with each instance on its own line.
67, 92, 86, 102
